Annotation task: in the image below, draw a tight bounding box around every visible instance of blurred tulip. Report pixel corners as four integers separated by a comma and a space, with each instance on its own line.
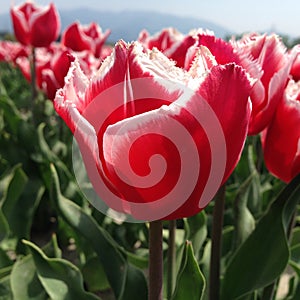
262, 79, 300, 183
54, 41, 252, 220
16, 44, 99, 100
0, 40, 29, 63
61, 22, 110, 58
138, 27, 184, 53
10, 1, 60, 48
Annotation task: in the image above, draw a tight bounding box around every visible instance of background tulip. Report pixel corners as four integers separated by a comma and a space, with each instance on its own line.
61, 21, 110, 58
262, 79, 300, 183
16, 44, 99, 100
138, 27, 184, 53
233, 33, 297, 135
0, 40, 29, 64
54, 41, 252, 220
10, 1, 60, 48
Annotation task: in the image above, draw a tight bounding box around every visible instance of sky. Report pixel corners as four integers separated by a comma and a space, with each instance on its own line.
3, 0, 300, 37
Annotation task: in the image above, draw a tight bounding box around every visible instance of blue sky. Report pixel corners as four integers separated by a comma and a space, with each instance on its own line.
4, 0, 300, 37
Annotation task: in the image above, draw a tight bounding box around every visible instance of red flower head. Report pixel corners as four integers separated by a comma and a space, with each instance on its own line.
233, 33, 298, 135
262, 78, 300, 183
138, 27, 184, 53
61, 21, 111, 58
10, 1, 60, 48
54, 41, 252, 221
16, 44, 98, 100
0, 40, 29, 64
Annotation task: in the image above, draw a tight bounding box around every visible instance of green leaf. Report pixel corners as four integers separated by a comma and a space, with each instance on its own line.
0, 164, 27, 209
0, 95, 22, 135
37, 124, 73, 179
0, 210, 9, 242
0, 266, 12, 281
221, 174, 300, 300
50, 164, 148, 300
126, 250, 148, 269
23, 240, 100, 300
122, 264, 148, 300
82, 256, 110, 292
0, 275, 12, 299
10, 254, 47, 300
184, 211, 207, 259
0, 249, 12, 269
1, 164, 44, 252
172, 241, 205, 300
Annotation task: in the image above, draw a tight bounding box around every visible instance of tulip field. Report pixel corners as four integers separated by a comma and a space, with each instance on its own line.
0, 1, 300, 300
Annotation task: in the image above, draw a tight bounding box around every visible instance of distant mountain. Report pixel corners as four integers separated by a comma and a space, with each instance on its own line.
0, 8, 233, 42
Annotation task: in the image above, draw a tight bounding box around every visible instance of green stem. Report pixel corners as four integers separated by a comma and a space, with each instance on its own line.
167, 220, 176, 299
30, 47, 37, 103
149, 220, 163, 300
209, 185, 226, 300
30, 47, 37, 124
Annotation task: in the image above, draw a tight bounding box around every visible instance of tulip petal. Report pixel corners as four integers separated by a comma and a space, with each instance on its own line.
262, 81, 300, 182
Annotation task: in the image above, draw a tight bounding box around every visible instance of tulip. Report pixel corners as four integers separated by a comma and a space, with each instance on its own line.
138, 27, 184, 53
61, 22, 110, 58
290, 52, 300, 82
262, 79, 300, 183
16, 44, 98, 100
0, 40, 29, 64
10, 1, 60, 48
233, 33, 297, 135
54, 41, 252, 221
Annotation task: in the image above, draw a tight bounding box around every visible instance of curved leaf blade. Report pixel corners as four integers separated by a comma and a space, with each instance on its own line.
221, 174, 300, 299
23, 240, 100, 300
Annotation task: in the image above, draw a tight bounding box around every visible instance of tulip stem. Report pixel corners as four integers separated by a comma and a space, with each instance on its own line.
209, 184, 226, 300
167, 220, 176, 299
30, 47, 37, 123
149, 220, 163, 300
30, 47, 37, 102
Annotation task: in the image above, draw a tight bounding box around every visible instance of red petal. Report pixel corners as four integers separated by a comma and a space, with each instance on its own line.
262, 81, 300, 182
30, 3, 60, 47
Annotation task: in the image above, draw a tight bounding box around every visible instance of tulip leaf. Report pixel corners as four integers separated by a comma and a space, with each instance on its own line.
37, 123, 73, 179
232, 174, 256, 250
221, 174, 300, 299
184, 211, 207, 259
0, 275, 12, 299
23, 240, 100, 300
50, 164, 148, 300
81, 256, 110, 292
0, 94, 22, 135
11, 254, 47, 300
0, 164, 45, 253
0, 210, 9, 242
122, 264, 148, 300
171, 241, 205, 300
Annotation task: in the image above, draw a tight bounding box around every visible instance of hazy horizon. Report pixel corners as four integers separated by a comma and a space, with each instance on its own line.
2, 0, 300, 37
